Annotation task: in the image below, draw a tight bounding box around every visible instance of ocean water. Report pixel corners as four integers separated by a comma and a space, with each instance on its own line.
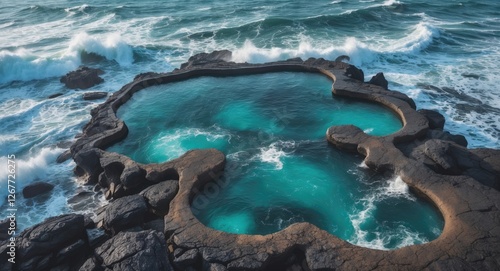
107, 72, 442, 250
0, 0, 498, 245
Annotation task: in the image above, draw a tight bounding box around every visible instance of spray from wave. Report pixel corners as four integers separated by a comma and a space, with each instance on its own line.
231, 22, 438, 66
0, 32, 134, 84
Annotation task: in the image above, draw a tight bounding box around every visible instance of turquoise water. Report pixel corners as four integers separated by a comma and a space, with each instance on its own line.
2, 0, 497, 233
109, 72, 443, 250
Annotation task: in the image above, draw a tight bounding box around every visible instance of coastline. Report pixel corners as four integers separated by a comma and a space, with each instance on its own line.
2, 51, 499, 270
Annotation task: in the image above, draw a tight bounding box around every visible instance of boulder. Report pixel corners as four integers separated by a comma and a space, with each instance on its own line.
82, 92, 108, 100
344, 65, 364, 81
22, 182, 54, 198
48, 93, 64, 99
60, 67, 104, 89
17, 214, 88, 271
424, 140, 461, 175
180, 50, 232, 69
368, 72, 388, 89
102, 195, 148, 234
91, 230, 173, 271
418, 109, 445, 130
0, 219, 11, 241
140, 180, 179, 215
427, 130, 468, 147
56, 150, 72, 163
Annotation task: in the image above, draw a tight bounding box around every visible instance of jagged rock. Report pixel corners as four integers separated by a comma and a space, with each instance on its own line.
73, 148, 104, 185
98, 152, 148, 199
83, 92, 108, 100
334, 55, 350, 62
92, 230, 173, 271
60, 67, 104, 89
22, 182, 54, 198
17, 214, 88, 271
368, 72, 389, 89
418, 109, 445, 130
180, 50, 232, 69
427, 129, 468, 147
139, 180, 179, 215
56, 150, 72, 163
0, 219, 11, 241
102, 195, 148, 234
49, 93, 64, 99
424, 140, 461, 175
344, 65, 364, 81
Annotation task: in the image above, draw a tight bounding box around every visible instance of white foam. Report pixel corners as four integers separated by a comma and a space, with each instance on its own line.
231, 21, 438, 66
0, 147, 63, 205
66, 32, 134, 66
0, 31, 135, 84
0, 49, 79, 84
385, 22, 439, 53
254, 141, 296, 170
349, 176, 417, 249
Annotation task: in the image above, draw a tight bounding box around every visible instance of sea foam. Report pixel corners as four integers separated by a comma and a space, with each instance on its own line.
0, 32, 134, 84
231, 21, 438, 66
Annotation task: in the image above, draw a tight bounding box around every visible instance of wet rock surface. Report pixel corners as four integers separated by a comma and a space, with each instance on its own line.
60, 66, 104, 89
11, 51, 499, 270
22, 182, 55, 198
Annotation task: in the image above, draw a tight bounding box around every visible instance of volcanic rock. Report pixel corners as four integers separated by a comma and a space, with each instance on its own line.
139, 180, 179, 215
418, 109, 445, 130
102, 194, 148, 234
56, 150, 72, 163
368, 72, 389, 89
22, 182, 54, 198
82, 92, 108, 100
17, 214, 88, 271
88, 230, 173, 271
344, 65, 364, 81
60, 66, 104, 89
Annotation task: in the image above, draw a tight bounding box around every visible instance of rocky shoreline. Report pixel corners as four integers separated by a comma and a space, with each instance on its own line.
1, 51, 499, 270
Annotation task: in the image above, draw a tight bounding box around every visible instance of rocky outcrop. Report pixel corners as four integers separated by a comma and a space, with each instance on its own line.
81, 230, 172, 271
15, 214, 89, 271
368, 72, 388, 89
13, 51, 496, 270
102, 195, 148, 235
82, 92, 108, 100
140, 180, 179, 216
418, 109, 445, 130
60, 67, 104, 89
22, 182, 54, 198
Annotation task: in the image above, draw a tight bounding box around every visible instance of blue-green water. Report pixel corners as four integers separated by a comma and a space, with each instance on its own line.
1, 0, 497, 235
109, 72, 442, 250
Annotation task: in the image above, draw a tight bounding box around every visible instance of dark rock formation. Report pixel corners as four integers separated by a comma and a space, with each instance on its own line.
368, 72, 388, 89
180, 50, 232, 69
82, 92, 108, 100
0, 219, 10, 241
48, 93, 63, 99
21, 50, 494, 270
60, 67, 104, 89
81, 230, 172, 271
139, 180, 179, 216
16, 214, 89, 271
56, 150, 72, 163
345, 65, 364, 81
22, 182, 54, 198
418, 109, 445, 130
102, 194, 148, 235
